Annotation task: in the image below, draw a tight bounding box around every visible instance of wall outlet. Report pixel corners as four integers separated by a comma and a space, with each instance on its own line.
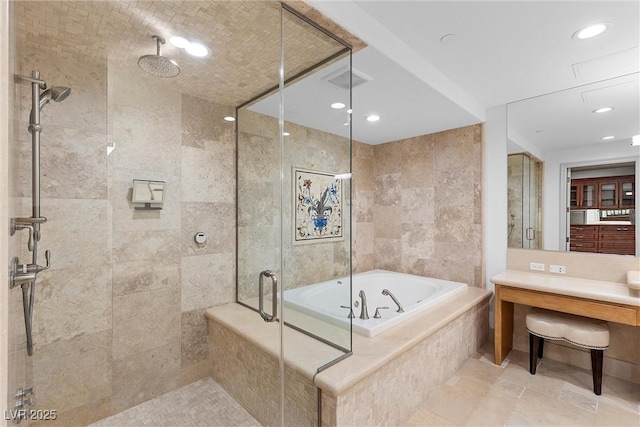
529, 262, 545, 272
550, 265, 566, 274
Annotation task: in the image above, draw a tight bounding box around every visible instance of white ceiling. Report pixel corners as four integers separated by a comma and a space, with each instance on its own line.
252, 0, 640, 149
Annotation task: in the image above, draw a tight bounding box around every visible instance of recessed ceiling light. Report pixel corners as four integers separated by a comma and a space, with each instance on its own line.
331, 102, 346, 109
223, 116, 235, 122
632, 135, 640, 146
601, 136, 615, 140
347, 109, 353, 114
593, 107, 614, 114
169, 36, 190, 49
440, 33, 457, 44
572, 22, 610, 40
283, 132, 290, 136
366, 114, 380, 122
185, 42, 211, 57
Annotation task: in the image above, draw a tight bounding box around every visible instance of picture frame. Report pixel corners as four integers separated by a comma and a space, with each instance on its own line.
293, 167, 343, 244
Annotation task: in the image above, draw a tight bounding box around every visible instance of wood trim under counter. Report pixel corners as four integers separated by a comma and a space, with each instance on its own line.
492, 271, 640, 365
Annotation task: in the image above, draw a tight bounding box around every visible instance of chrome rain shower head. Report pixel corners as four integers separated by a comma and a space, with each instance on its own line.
138, 35, 180, 78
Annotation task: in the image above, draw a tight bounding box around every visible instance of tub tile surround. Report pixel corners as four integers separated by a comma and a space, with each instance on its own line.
353, 125, 483, 286
504, 248, 640, 383
206, 286, 491, 426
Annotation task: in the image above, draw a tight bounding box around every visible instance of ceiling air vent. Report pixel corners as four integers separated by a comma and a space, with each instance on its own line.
323, 66, 373, 90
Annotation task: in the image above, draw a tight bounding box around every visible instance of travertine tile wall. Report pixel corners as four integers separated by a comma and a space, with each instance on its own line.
353, 124, 483, 286
236, 109, 351, 301
352, 141, 374, 273
12, 46, 236, 425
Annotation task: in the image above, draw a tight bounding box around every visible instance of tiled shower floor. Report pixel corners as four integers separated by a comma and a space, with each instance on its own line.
90, 378, 260, 427
92, 347, 639, 427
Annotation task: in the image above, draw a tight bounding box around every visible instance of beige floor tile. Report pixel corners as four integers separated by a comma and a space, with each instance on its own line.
595, 401, 640, 427
424, 375, 519, 426
456, 355, 505, 384
90, 377, 260, 427
514, 388, 597, 426
405, 407, 456, 426
559, 383, 599, 413
503, 411, 547, 427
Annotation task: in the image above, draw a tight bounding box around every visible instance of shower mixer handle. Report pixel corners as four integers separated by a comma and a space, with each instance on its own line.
32, 249, 51, 273
42, 250, 51, 271
8, 250, 51, 288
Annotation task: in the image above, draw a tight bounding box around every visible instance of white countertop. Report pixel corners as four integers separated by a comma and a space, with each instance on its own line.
572, 221, 633, 226
491, 270, 640, 307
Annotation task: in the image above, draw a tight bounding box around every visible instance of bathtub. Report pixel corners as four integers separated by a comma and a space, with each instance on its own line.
283, 269, 467, 337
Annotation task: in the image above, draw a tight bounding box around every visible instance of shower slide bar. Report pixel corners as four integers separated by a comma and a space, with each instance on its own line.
9, 70, 70, 356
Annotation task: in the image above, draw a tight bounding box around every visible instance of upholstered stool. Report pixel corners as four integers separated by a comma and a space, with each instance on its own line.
526, 309, 610, 395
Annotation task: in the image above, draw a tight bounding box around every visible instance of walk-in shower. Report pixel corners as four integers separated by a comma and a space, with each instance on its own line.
7, 1, 354, 424
10, 70, 71, 356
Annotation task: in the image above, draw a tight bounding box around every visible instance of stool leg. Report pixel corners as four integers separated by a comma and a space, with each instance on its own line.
538, 337, 544, 359
529, 333, 541, 375
591, 349, 604, 395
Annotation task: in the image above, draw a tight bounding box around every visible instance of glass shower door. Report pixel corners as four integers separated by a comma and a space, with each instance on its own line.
236, 4, 353, 425
508, 153, 543, 249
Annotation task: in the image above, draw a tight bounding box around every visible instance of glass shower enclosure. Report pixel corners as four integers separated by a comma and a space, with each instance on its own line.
508, 153, 543, 249
236, 6, 353, 355
235, 4, 353, 425
6, 1, 352, 426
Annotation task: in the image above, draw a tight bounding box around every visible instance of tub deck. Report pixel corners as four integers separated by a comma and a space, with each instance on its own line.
206, 286, 491, 425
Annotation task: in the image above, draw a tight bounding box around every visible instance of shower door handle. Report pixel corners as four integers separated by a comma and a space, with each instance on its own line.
258, 270, 278, 322
526, 227, 536, 241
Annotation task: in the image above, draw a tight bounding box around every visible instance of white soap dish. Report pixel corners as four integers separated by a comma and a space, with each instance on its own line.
627, 271, 640, 291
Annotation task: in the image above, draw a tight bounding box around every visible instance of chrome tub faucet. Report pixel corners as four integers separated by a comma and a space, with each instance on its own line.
358, 290, 369, 320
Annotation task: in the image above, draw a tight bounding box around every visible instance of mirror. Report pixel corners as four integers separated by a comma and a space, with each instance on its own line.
507, 72, 639, 256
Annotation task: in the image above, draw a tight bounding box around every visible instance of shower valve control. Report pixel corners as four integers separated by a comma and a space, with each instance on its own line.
194, 232, 207, 244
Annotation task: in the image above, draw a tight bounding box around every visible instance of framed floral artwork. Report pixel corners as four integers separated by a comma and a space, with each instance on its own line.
293, 168, 343, 244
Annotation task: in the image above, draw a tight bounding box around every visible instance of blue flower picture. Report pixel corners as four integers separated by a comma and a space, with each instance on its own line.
294, 168, 343, 243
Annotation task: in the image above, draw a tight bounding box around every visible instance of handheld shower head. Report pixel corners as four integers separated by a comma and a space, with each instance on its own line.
39, 86, 72, 109
29, 86, 71, 127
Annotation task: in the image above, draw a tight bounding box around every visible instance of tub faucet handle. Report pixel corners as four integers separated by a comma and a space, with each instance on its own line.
340, 305, 355, 319
374, 306, 389, 319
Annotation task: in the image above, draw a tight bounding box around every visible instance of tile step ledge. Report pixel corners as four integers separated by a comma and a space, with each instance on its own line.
206, 286, 491, 396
